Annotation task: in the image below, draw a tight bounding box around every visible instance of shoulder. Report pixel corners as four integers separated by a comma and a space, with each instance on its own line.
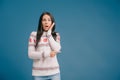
31, 31, 37, 35
55, 32, 61, 41
56, 32, 60, 36
30, 31, 37, 37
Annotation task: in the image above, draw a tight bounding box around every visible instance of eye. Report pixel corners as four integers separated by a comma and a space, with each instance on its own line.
42, 19, 47, 21
48, 19, 51, 21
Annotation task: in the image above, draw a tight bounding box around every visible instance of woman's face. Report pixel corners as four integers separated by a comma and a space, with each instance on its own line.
42, 14, 52, 31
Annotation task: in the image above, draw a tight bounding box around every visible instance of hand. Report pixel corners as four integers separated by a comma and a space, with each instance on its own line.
49, 22, 55, 31
50, 51, 56, 57
47, 23, 55, 36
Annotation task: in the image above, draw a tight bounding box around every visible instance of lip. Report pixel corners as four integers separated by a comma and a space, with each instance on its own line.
45, 26, 49, 27
43, 26, 49, 31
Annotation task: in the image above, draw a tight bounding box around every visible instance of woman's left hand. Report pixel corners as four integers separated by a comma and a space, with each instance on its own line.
49, 22, 55, 31
47, 23, 55, 36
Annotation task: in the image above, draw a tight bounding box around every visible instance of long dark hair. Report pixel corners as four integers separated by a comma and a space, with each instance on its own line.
35, 12, 57, 48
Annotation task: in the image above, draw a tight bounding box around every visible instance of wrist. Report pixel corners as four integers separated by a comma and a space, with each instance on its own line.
47, 30, 52, 37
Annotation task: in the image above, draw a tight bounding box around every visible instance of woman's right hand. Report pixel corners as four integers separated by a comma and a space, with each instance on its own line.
50, 51, 56, 57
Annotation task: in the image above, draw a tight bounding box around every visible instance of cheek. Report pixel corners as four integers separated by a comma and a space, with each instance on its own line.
49, 22, 52, 25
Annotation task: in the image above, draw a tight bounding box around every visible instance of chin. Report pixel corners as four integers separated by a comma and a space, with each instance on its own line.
44, 30, 48, 32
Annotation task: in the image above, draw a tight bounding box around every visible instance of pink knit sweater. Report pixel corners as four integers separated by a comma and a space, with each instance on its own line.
28, 30, 61, 76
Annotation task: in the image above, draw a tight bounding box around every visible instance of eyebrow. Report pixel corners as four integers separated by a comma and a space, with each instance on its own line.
42, 18, 51, 20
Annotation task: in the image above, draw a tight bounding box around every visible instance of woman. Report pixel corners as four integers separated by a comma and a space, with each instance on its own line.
28, 12, 61, 80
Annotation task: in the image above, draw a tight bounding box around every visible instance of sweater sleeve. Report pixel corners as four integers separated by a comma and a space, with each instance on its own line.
28, 31, 43, 59
47, 30, 61, 53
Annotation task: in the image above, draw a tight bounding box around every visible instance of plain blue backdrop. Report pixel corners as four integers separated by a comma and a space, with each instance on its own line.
0, 0, 120, 80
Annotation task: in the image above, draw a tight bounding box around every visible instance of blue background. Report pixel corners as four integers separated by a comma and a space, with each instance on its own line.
0, 0, 120, 80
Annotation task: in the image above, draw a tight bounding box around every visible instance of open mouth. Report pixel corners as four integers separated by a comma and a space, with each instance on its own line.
45, 26, 49, 28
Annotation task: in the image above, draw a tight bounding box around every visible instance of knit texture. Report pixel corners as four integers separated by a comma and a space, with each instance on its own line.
28, 31, 61, 76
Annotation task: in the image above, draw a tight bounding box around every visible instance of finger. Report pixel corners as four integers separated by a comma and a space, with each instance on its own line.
50, 52, 55, 57
50, 22, 55, 30
50, 54, 54, 57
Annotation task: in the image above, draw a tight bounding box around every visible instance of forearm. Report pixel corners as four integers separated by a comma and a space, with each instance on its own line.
47, 35, 61, 52
47, 30, 61, 53
28, 47, 43, 59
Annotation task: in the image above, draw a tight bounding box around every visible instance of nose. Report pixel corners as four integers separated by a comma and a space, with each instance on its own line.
45, 20, 48, 24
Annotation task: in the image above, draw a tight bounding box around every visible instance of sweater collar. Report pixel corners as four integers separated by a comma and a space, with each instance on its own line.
42, 31, 47, 36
